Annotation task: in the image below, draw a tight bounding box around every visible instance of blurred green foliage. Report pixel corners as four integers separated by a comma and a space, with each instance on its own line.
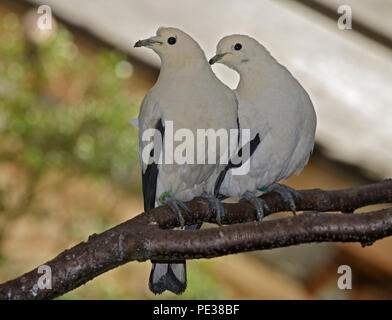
0, 14, 140, 200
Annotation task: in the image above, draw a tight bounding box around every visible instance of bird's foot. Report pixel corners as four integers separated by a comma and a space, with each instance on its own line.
159, 192, 189, 228
241, 191, 269, 221
201, 192, 225, 226
265, 183, 300, 215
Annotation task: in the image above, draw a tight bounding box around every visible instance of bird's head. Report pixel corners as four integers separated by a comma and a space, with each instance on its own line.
134, 27, 206, 66
209, 35, 266, 72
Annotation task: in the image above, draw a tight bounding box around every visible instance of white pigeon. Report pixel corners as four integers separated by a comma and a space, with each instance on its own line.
134, 27, 238, 294
209, 35, 317, 220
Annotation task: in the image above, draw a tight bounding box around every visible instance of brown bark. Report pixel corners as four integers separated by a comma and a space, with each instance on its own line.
0, 179, 391, 300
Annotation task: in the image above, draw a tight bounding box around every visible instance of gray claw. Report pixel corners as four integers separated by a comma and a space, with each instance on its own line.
290, 188, 300, 199
177, 201, 190, 213
267, 183, 299, 215
213, 197, 225, 225
202, 193, 225, 225
162, 196, 187, 228
242, 191, 269, 221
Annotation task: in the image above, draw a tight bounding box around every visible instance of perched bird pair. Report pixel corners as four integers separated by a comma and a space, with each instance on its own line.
134, 27, 317, 295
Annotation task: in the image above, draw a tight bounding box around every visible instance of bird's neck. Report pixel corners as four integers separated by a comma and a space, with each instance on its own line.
157, 57, 214, 84
236, 57, 282, 94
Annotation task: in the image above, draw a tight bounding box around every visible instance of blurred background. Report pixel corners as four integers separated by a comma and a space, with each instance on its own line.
0, 0, 391, 299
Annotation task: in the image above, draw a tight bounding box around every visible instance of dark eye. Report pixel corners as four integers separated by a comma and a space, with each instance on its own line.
234, 43, 242, 51
167, 37, 176, 45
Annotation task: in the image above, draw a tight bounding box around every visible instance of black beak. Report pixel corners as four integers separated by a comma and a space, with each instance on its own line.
209, 53, 227, 65
134, 38, 162, 48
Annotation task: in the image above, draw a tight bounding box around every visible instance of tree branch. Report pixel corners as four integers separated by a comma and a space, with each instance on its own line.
0, 180, 391, 300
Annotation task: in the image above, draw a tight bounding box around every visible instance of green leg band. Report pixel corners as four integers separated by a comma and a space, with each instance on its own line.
159, 192, 173, 205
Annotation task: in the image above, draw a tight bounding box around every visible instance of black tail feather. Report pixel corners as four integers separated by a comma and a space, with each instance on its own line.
149, 262, 187, 295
